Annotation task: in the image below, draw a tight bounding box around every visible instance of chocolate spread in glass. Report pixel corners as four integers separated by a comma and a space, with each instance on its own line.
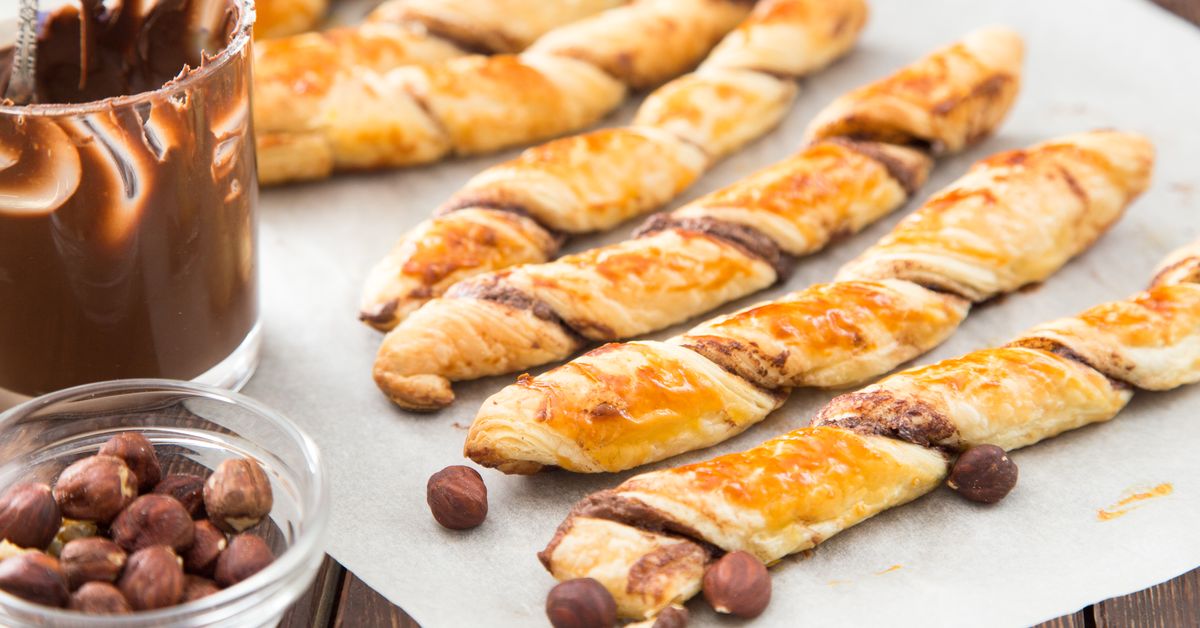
0, 0, 257, 397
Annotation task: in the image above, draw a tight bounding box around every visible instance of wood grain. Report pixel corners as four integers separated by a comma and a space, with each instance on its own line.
334, 571, 420, 628
1035, 610, 1091, 628
1094, 569, 1200, 627
281, 557, 346, 628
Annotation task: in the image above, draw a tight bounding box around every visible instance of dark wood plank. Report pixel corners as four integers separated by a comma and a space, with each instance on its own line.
1094, 568, 1200, 628
1035, 609, 1091, 628
280, 556, 346, 628
333, 571, 421, 628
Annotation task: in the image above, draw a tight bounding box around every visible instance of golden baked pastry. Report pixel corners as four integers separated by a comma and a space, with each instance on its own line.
371, 26, 1018, 410
360, 0, 869, 330
254, 0, 626, 183
465, 130, 1153, 470
254, 0, 327, 39
256, 0, 754, 184
836, 131, 1156, 300
806, 26, 1024, 153
1010, 263, 1200, 391
541, 240, 1199, 620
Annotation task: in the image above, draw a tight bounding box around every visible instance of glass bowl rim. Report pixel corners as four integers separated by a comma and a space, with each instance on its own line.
0, 378, 329, 625
0, 0, 257, 117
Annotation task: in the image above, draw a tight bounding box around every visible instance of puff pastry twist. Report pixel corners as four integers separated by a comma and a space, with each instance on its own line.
372, 27, 1019, 410
254, 0, 328, 39
256, 0, 755, 184
465, 130, 1153, 472
359, 0, 870, 333
540, 237, 1196, 620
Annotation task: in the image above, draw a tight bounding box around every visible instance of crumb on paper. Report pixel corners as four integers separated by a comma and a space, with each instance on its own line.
827, 579, 852, 587
1097, 483, 1173, 521
452, 422, 470, 430
874, 564, 903, 575
1170, 182, 1195, 201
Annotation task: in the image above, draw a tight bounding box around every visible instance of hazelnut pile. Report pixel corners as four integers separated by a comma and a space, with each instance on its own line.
0, 432, 277, 615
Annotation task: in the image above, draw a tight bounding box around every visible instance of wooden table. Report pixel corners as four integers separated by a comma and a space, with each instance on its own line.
282, 2, 1200, 625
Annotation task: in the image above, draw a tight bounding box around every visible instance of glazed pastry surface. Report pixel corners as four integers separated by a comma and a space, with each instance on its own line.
542, 240, 1198, 620
465, 130, 1152, 471
257, 0, 754, 184
254, 0, 626, 183
254, 0, 328, 39
361, 0, 870, 331
837, 131, 1155, 301
374, 25, 1019, 409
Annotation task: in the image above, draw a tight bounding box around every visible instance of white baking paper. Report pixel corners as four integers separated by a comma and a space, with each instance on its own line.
244, 0, 1200, 625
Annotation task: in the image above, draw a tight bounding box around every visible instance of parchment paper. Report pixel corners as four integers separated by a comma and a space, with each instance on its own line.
244, 1, 1200, 625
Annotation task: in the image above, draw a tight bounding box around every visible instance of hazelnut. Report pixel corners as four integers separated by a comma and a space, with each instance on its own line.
0, 552, 70, 608
653, 605, 689, 628
60, 537, 127, 589
69, 582, 132, 614
426, 465, 488, 530
53, 455, 137, 524
118, 546, 184, 611
702, 551, 771, 619
213, 534, 274, 588
204, 458, 273, 533
182, 575, 221, 602
110, 494, 195, 553
545, 578, 617, 628
47, 519, 98, 558
184, 520, 227, 576
153, 474, 208, 519
0, 482, 61, 550
99, 433, 162, 493
947, 444, 1018, 504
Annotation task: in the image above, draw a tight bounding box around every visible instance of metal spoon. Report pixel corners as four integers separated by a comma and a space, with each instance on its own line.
5, 0, 39, 105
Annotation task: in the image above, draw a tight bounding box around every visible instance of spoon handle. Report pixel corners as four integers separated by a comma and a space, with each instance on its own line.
5, 0, 39, 104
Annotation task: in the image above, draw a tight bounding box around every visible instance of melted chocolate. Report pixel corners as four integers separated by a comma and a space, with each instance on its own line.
0, 0, 256, 397
634, 213, 793, 280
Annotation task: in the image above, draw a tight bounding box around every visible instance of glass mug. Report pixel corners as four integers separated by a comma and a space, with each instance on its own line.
0, 0, 259, 408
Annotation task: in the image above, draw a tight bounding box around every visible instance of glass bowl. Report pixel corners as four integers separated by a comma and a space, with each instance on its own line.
0, 379, 328, 627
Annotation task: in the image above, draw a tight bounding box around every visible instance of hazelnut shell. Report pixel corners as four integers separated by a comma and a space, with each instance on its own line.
60, 537, 127, 590
182, 575, 221, 602
0, 482, 62, 550
545, 578, 617, 628
213, 534, 274, 588
98, 433, 162, 493
204, 459, 273, 533
118, 546, 184, 611
0, 552, 70, 608
184, 520, 228, 576
153, 475, 208, 520
947, 444, 1019, 504
69, 582, 132, 614
653, 605, 689, 628
53, 456, 137, 524
426, 466, 488, 530
702, 551, 771, 619
110, 494, 196, 553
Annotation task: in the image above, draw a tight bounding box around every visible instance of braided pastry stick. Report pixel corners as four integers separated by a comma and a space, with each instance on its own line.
373, 27, 1022, 409
540, 238, 1196, 619
359, 0, 869, 330
255, 0, 626, 183
254, 0, 328, 39
465, 130, 1153, 472
256, 0, 751, 184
